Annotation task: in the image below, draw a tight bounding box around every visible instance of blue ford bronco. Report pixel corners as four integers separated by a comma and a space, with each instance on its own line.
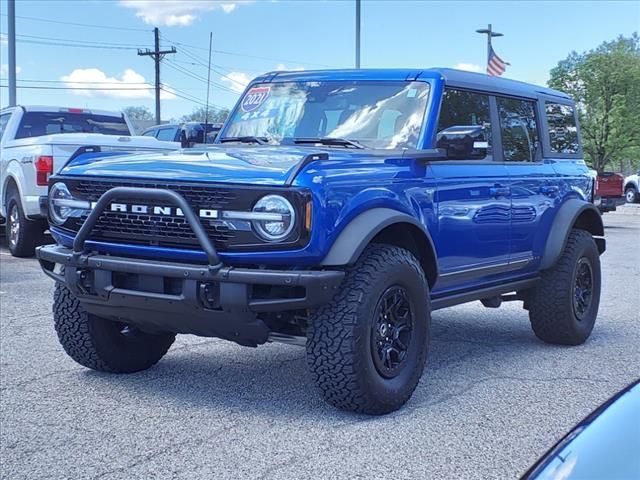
36, 68, 605, 414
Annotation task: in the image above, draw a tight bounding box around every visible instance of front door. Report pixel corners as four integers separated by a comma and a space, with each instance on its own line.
430, 89, 512, 294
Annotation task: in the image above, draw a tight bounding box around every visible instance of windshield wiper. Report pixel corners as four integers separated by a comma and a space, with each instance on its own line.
293, 137, 365, 149
219, 136, 268, 145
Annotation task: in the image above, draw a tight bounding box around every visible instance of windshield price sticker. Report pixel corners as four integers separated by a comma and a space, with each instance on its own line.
241, 86, 271, 112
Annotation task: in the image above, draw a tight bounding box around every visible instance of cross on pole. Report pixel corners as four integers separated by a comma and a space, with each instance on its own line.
475, 24, 503, 68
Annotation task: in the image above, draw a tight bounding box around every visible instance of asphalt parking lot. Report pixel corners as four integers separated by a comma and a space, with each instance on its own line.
1, 208, 639, 480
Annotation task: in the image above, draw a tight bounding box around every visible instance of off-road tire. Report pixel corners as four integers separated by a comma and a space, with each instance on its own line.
6, 189, 41, 257
528, 229, 601, 345
53, 283, 175, 372
306, 244, 430, 415
625, 187, 638, 204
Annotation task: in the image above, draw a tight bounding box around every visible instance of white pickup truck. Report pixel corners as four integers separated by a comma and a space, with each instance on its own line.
0, 105, 180, 257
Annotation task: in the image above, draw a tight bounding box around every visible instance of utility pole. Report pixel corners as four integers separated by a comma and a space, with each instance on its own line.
138, 27, 176, 124
8, 0, 17, 106
355, 0, 361, 69
475, 24, 503, 67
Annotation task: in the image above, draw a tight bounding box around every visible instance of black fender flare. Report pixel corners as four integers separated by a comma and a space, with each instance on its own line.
320, 207, 437, 269
540, 199, 605, 270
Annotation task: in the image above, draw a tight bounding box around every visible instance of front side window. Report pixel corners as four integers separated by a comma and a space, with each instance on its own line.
436, 89, 493, 160
546, 103, 579, 154
156, 127, 177, 142
15, 112, 130, 139
498, 97, 539, 162
223, 81, 430, 149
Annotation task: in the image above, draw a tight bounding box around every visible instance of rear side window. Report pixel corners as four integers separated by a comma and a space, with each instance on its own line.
545, 103, 579, 154
0, 113, 11, 141
497, 97, 539, 162
142, 129, 156, 137
15, 112, 129, 139
437, 89, 492, 160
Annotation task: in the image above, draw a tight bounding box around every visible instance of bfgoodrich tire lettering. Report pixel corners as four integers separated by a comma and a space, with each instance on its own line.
306, 244, 430, 415
53, 283, 175, 372
528, 229, 601, 345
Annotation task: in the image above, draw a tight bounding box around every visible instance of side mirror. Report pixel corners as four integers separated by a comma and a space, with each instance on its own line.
436, 125, 488, 160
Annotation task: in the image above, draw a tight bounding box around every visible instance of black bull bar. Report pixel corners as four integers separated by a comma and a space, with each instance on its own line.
36, 187, 344, 346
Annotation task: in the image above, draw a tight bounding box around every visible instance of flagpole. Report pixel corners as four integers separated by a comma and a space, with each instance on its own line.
476, 24, 503, 72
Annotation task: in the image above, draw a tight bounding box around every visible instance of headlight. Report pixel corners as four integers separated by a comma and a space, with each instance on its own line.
49, 182, 91, 225
250, 195, 295, 241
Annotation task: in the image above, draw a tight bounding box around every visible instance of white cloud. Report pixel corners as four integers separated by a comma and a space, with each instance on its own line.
455, 63, 483, 73
274, 63, 305, 72
0, 33, 7, 46
61, 68, 176, 100
1, 64, 22, 76
119, 0, 251, 26
220, 71, 251, 93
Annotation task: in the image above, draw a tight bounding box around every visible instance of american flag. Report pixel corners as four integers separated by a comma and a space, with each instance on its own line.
487, 47, 507, 76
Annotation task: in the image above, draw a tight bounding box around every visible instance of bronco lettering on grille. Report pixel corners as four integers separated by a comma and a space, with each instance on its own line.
108, 203, 219, 219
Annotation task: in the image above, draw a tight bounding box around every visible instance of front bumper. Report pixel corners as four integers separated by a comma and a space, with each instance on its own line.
37, 244, 344, 346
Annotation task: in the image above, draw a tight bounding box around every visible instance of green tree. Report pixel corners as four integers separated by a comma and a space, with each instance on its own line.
180, 106, 230, 124
548, 34, 640, 173
123, 106, 154, 121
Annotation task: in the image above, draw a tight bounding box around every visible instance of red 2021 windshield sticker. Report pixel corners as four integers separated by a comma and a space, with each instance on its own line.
241, 86, 271, 112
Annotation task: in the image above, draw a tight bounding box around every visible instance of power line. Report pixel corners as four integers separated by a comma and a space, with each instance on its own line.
0, 13, 150, 32
160, 85, 228, 111
17, 33, 144, 48
16, 38, 139, 51
0, 85, 154, 91
164, 60, 239, 94
0, 78, 149, 85
175, 48, 247, 88
162, 35, 336, 69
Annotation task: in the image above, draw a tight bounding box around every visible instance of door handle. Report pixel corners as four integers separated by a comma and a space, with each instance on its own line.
490, 186, 511, 197
540, 185, 559, 195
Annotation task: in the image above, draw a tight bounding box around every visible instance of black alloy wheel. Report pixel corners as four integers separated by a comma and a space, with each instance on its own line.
371, 286, 414, 378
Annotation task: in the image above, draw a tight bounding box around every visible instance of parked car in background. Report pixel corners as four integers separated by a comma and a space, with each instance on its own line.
623, 170, 640, 203
593, 172, 625, 213
523, 380, 640, 479
142, 122, 224, 146
36, 69, 605, 414
0, 105, 180, 257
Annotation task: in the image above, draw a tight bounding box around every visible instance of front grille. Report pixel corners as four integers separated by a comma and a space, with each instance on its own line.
76, 210, 235, 248
69, 179, 239, 248
58, 178, 309, 252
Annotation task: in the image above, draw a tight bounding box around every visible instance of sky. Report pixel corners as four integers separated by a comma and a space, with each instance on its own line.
0, 0, 638, 121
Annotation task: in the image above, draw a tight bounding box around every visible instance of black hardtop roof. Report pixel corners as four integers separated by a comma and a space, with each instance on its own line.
257, 67, 572, 102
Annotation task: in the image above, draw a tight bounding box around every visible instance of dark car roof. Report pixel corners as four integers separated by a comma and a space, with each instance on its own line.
252, 68, 571, 102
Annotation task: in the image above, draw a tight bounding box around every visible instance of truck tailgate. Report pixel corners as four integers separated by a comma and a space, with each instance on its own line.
595, 172, 624, 198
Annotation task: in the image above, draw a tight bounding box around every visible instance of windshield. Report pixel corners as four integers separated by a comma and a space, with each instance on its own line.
222, 81, 430, 149
15, 112, 130, 139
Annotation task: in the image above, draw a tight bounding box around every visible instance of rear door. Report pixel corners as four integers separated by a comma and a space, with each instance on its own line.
430, 88, 512, 293
497, 96, 560, 270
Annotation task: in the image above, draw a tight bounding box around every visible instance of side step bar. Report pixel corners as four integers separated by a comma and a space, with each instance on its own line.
430, 278, 539, 311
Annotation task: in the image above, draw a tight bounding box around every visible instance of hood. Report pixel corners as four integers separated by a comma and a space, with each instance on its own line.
11, 133, 179, 151
59, 145, 375, 186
